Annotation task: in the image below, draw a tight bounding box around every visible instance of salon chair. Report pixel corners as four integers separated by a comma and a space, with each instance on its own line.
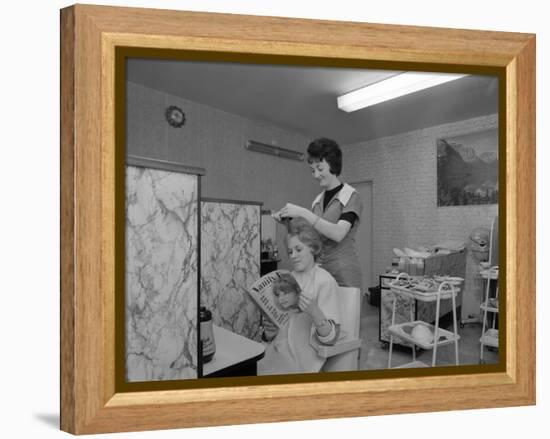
317, 286, 362, 372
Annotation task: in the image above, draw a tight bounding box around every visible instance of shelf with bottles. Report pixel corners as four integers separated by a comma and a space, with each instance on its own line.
260, 238, 280, 262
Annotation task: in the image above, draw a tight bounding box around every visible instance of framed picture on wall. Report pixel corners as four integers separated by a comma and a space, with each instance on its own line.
437, 127, 499, 206
60, 4, 535, 434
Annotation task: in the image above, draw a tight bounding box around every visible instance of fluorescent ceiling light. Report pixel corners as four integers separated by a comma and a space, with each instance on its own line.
337, 72, 467, 112
245, 140, 304, 161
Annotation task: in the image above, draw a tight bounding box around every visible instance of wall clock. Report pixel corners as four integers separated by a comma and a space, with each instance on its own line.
165, 105, 186, 128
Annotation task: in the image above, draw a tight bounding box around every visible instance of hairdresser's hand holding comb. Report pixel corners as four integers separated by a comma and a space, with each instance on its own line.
272, 203, 305, 223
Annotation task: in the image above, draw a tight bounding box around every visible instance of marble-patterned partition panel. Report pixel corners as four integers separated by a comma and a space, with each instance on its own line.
201, 201, 261, 341
126, 165, 198, 382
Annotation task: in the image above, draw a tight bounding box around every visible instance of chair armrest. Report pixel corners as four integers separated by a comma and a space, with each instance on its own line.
313, 336, 362, 358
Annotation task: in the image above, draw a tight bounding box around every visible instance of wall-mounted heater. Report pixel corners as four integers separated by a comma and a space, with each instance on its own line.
245, 140, 304, 161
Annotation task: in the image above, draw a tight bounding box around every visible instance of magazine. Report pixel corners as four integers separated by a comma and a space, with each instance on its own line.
247, 270, 295, 329
248, 270, 350, 342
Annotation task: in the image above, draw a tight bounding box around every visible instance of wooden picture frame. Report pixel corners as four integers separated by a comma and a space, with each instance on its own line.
60, 4, 535, 434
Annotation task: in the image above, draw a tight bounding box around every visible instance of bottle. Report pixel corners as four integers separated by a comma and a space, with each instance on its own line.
416, 257, 425, 276
200, 306, 216, 363
391, 257, 399, 269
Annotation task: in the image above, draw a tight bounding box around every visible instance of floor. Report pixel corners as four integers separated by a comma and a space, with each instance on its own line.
358, 298, 499, 370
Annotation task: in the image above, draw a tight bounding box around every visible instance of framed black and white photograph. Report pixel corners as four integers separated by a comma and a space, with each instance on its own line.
122, 57, 501, 383
59, 4, 536, 434
437, 127, 499, 206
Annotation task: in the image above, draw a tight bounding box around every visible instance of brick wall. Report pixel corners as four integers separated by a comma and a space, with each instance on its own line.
343, 114, 498, 317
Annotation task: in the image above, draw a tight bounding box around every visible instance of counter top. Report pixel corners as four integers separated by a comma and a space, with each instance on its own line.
203, 325, 265, 377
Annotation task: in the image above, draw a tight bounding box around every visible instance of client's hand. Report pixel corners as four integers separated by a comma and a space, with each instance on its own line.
299, 295, 333, 338
262, 318, 279, 342
298, 294, 322, 321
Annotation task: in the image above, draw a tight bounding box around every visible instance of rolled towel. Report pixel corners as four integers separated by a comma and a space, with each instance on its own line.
434, 240, 465, 252
393, 248, 406, 257
404, 247, 431, 259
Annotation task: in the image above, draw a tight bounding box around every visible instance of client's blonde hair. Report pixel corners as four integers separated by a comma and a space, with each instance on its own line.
285, 217, 323, 261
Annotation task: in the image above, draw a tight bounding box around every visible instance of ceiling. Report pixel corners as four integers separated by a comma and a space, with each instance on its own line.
127, 58, 498, 145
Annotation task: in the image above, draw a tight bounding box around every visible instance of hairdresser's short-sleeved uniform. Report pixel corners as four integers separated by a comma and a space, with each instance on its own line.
311, 183, 363, 290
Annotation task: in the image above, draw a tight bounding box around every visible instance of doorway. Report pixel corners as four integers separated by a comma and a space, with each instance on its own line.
352, 180, 373, 294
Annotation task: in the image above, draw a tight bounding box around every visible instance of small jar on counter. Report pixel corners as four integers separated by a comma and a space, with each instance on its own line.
200, 306, 216, 363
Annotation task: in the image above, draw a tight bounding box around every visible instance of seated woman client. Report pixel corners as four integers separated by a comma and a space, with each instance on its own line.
257, 218, 342, 375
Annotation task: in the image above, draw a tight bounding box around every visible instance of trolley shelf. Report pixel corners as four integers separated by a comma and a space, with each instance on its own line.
386, 274, 462, 368
480, 329, 499, 348
389, 284, 460, 302
388, 321, 460, 350
393, 360, 429, 369
480, 300, 499, 313
480, 269, 498, 280
479, 261, 499, 362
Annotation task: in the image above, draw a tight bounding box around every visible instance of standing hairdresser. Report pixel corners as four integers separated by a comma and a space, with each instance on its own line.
274, 138, 364, 290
